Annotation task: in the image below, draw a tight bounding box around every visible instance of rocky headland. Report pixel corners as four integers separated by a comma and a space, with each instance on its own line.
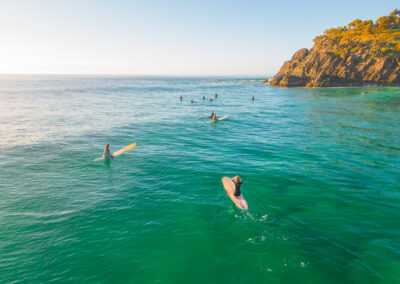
268, 10, 400, 87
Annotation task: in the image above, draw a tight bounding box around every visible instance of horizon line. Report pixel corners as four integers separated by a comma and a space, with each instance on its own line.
0, 73, 272, 78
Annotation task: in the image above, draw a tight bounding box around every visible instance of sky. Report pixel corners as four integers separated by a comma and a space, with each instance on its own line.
0, 0, 398, 76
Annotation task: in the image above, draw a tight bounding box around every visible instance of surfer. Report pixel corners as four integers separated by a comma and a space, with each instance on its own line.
252, 96, 255, 101
180, 96, 183, 101
203, 95, 205, 100
232, 176, 243, 197
215, 93, 218, 98
209, 111, 214, 118
103, 144, 114, 159
210, 98, 213, 102
211, 113, 217, 122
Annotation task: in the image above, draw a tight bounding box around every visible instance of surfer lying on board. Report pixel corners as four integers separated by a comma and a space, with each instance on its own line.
233, 176, 243, 197
103, 144, 114, 159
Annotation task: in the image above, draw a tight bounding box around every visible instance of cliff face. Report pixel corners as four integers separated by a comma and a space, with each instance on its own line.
269, 10, 400, 87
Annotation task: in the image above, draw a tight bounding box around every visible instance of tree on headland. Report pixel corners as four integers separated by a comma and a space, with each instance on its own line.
269, 9, 400, 87
313, 9, 400, 58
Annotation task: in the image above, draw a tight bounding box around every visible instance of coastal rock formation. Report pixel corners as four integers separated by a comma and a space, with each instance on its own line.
269, 10, 400, 87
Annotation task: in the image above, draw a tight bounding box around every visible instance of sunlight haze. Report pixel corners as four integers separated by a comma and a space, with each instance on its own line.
0, 0, 398, 75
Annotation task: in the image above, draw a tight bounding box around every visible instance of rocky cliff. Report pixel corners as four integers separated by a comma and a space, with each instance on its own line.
268, 10, 400, 87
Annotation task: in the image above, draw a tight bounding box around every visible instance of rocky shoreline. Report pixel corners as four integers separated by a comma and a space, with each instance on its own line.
268, 10, 400, 87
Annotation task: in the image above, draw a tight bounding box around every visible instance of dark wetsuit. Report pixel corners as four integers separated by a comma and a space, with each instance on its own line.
234, 180, 243, 197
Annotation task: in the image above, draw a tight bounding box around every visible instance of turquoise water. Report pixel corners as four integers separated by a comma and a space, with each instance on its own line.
1, 75, 400, 283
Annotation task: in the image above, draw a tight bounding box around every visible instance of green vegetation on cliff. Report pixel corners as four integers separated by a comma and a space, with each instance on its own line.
269, 10, 400, 87
314, 9, 400, 58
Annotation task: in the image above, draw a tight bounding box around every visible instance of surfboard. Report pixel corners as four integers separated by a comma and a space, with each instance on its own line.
94, 143, 137, 161
210, 116, 228, 122
221, 177, 248, 210
112, 142, 137, 157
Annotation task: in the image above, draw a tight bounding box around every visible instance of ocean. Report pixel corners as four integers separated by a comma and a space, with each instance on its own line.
0, 75, 399, 283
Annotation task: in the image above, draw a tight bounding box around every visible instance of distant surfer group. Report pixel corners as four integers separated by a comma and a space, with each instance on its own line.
180, 93, 254, 103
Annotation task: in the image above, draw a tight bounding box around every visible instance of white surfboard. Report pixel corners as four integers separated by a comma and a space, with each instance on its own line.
221, 177, 248, 210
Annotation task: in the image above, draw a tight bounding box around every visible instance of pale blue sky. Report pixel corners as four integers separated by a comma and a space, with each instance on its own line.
0, 0, 397, 75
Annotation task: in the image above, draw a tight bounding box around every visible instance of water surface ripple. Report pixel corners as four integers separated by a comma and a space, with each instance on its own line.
0, 76, 399, 283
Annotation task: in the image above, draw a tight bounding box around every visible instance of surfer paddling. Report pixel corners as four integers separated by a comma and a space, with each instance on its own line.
233, 176, 243, 197
103, 144, 114, 159
221, 176, 248, 210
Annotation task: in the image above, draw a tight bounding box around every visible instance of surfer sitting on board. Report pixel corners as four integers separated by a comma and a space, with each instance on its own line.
211, 113, 217, 122
103, 144, 114, 159
232, 176, 243, 197
209, 111, 214, 118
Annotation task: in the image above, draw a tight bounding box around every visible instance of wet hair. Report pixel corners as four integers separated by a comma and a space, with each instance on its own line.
234, 176, 241, 184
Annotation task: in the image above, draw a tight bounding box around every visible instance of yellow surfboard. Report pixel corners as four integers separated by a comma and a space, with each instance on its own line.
112, 143, 137, 157
94, 142, 137, 161
210, 116, 228, 122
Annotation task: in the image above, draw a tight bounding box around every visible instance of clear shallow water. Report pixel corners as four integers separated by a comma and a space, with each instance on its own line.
0, 75, 400, 283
